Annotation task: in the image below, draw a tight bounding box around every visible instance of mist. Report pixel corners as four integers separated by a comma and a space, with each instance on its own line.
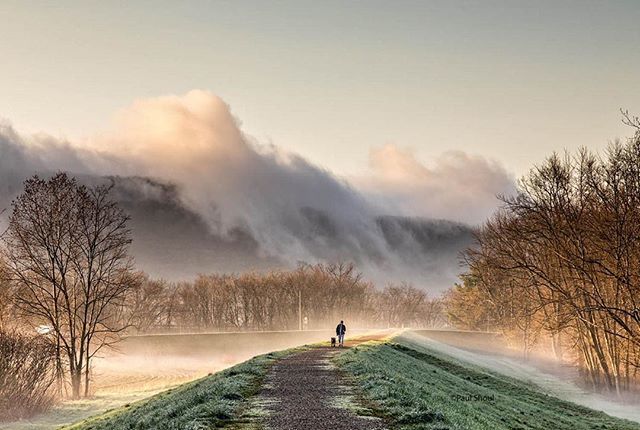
405, 331, 640, 423
0, 90, 515, 291
93, 330, 363, 395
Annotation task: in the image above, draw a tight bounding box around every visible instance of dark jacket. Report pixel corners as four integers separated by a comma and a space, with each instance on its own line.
336, 323, 346, 336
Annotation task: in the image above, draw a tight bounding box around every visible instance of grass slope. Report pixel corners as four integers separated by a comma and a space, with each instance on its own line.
334, 339, 640, 430
63, 350, 292, 430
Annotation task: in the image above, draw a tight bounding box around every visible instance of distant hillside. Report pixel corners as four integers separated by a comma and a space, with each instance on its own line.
109, 177, 475, 291
0, 172, 475, 292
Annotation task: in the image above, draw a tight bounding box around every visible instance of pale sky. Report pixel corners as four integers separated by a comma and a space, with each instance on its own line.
0, 0, 638, 177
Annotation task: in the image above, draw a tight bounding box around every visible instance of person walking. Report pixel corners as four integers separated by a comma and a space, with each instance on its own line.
336, 320, 346, 347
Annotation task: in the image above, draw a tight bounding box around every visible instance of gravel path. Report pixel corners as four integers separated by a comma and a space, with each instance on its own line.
256, 338, 387, 430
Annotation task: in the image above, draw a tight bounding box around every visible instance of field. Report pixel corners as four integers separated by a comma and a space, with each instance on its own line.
90, 330, 341, 394
37, 330, 640, 430
63, 349, 296, 430
0, 330, 350, 430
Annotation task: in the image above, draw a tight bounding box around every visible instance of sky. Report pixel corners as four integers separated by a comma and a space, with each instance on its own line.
0, 0, 639, 177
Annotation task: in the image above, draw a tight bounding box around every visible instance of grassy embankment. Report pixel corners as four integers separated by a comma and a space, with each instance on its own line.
63, 349, 295, 430
334, 335, 640, 430
64, 334, 640, 430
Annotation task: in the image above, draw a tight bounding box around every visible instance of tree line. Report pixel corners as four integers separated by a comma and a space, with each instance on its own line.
124, 267, 444, 334
448, 115, 640, 394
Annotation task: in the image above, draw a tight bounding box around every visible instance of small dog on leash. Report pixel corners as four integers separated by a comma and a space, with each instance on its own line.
331, 337, 337, 347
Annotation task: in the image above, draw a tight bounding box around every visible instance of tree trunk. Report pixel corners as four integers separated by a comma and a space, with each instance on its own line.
84, 348, 91, 398
551, 332, 563, 361
71, 370, 82, 399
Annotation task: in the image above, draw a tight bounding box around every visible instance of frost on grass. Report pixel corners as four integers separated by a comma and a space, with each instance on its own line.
335, 341, 640, 430
62, 350, 289, 430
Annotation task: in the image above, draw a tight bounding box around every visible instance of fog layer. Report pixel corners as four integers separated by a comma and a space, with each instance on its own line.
0, 91, 515, 291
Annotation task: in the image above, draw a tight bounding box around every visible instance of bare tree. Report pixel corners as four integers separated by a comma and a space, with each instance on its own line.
2, 173, 136, 398
0, 329, 57, 420
0, 259, 14, 331
114, 257, 444, 337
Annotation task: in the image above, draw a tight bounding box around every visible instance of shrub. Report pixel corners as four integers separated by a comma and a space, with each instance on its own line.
0, 330, 58, 420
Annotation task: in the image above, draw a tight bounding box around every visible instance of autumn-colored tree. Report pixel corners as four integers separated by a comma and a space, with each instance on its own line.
454, 116, 640, 392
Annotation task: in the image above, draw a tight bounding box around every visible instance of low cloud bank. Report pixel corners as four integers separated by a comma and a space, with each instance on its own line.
359, 145, 515, 224
0, 91, 515, 292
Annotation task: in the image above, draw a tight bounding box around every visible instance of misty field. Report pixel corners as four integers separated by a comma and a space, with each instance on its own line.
0, 330, 345, 430
92, 330, 337, 392
63, 349, 295, 430
14, 330, 638, 430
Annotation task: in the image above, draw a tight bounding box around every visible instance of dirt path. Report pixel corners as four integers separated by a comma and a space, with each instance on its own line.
255, 336, 387, 430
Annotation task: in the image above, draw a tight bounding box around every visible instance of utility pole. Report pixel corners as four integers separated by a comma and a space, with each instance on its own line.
298, 289, 302, 331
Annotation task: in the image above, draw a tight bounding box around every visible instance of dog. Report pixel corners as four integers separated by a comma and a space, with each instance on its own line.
331, 337, 336, 347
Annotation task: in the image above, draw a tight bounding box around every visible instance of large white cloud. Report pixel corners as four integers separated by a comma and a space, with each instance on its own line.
88, 90, 378, 260
0, 90, 515, 290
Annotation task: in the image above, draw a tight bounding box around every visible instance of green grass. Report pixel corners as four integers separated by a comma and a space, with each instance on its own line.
63, 335, 640, 430
334, 339, 640, 430
62, 349, 293, 430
